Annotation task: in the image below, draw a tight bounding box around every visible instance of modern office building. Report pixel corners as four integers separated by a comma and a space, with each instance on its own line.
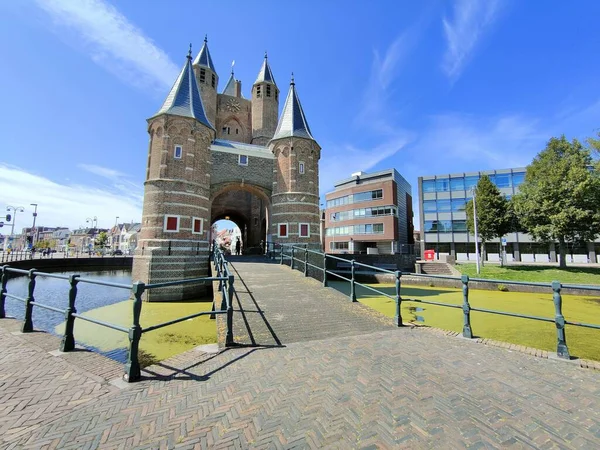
324, 169, 413, 254
418, 168, 599, 263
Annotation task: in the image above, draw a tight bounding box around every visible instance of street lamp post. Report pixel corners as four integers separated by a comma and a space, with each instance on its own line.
471, 188, 481, 275
114, 216, 119, 251
6, 205, 25, 251
30, 203, 38, 249
86, 216, 98, 253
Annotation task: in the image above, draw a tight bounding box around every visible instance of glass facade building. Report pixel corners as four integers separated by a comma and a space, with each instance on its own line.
418, 168, 599, 264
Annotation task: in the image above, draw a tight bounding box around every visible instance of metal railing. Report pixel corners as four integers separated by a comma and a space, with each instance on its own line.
267, 242, 600, 360
0, 250, 133, 263
0, 246, 234, 382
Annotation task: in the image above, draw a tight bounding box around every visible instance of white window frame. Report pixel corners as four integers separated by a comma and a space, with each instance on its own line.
299, 222, 310, 238
299, 161, 305, 174
238, 154, 248, 166
163, 215, 180, 233
278, 223, 288, 238
174, 145, 183, 159
192, 217, 204, 235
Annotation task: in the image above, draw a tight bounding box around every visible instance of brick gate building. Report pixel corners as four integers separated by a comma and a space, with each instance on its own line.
132, 40, 321, 300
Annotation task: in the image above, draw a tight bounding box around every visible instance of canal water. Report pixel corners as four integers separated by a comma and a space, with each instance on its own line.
4, 270, 217, 365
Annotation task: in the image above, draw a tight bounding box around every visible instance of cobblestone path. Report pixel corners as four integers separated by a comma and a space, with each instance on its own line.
0, 257, 599, 448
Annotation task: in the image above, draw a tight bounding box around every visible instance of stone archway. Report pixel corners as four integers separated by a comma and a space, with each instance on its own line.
210, 182, 271, 252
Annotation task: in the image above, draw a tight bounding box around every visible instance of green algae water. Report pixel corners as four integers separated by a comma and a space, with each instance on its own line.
55, 299, 217, 366
329, 281, 600, 361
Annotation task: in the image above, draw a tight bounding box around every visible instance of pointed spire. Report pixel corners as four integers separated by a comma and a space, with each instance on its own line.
255, 52, 276, 85
152, 47, 213, 129
272, 76, 314, 141
193, 35, 216, 72
222, 72, 236, 96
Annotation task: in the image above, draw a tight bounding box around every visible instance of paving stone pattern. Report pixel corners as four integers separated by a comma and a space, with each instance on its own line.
1, 257, 599, 448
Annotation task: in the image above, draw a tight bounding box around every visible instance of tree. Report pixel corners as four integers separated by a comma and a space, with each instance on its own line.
465, 175, 512, 266
95, 231, 108, 248
513, 135, 600, 268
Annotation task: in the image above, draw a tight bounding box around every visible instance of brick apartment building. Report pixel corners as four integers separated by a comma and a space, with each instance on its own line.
324, 169, 414, 254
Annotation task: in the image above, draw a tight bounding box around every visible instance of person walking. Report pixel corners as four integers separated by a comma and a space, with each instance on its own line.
235, 238, 241, 256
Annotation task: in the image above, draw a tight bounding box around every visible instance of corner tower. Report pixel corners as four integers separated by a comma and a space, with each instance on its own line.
192, 36, 218, 126
132, 47, 216, 301
269, 75, 321, 246
251, 53, 279, 146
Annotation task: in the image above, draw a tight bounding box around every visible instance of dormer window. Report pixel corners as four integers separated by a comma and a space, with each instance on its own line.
239, 155, 248, 166
266, 85, 271, 97
200, 68, 206, 83
256, 85, 261, 98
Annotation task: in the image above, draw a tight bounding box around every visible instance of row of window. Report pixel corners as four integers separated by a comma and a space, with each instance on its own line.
424, 220, 468, 233
256, 84, 277, 99
422, 172, 525, 193
326, 189, 383, 208
326, 223, 384, 236
164, 215, 204, 234
423, 195, 513, 213
330, 206, 396, 221
277, 223, 310, 238
199, 69, 216, 88
222, 127, 240, 135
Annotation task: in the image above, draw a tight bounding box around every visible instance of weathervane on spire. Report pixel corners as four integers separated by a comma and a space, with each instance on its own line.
204, 34, 208, 43
290, 72, 295, 85
188, 43, 193, 60
231, 60, 235, 75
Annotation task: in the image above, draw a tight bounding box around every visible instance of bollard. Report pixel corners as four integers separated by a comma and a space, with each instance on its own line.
322, 253, 328, 287
461, 275, 473, 338
304, 248, 308, 277
60, 274, 80, 351
124, 281, 145, 382
291, 247, 295, 270
226, 275, 234, 346
552, 281, 570, 359
394, 271, 402, 327
0, 266, 8, 318
22, 269, 37, 332
350, 260, 357, 302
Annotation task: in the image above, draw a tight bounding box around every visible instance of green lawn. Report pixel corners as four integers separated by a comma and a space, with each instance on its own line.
329, 281, 600, 361
456, 263, 600, 285
55, 300, 217, 366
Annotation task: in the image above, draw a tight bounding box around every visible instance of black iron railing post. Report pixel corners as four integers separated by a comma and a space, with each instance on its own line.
60, 274, 80, 352
350, 260, 357, 302
552, 281, 570, 359
291, 247, 295, 270
22, 269, 37, 332
304, 247, 308, 277
462, 275, 473, 338
394, 270, 402, 326
226, 274, 234, 346
280, 246, 284, 265
0, 266, 8, 319
322, 253, 328, 287
125, 281, 145, 382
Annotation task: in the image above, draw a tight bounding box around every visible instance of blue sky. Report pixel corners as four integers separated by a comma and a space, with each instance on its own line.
1, 0, 599, 232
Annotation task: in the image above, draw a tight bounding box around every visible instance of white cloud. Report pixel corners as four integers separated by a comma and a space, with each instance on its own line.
34, 0, 179, 93
0, 164, 143, 231
442, 0, 503, 81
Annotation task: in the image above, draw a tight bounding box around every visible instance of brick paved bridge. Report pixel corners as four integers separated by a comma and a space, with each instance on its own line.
1, 257, 599, 448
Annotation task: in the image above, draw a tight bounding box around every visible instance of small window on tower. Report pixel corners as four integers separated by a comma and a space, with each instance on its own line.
211, 74, 216, 88
256, 85, 261, 98
299, 162, 305, 174
266, 85, 271, 97
200, 68, 206, 83
236, 129, 239, 135
192, 217, 203, 234
299, 223, 310, 238
278, 223, 288, 238
164, 215, 180, 232
174, 145, 183, 159
239, 155, 248, 166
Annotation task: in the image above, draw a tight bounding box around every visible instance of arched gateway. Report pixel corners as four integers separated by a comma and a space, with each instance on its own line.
132, 41, 321, 301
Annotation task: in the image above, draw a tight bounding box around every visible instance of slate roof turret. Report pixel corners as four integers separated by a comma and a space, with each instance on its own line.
151, 46, 213, 129
222, 70, 236, 96
254, 52, 276, 85
271, 74, 315, 141
193, 35, 216, 72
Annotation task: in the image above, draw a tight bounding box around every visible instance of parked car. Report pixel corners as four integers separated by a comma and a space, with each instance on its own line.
111, 249, 123, 256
